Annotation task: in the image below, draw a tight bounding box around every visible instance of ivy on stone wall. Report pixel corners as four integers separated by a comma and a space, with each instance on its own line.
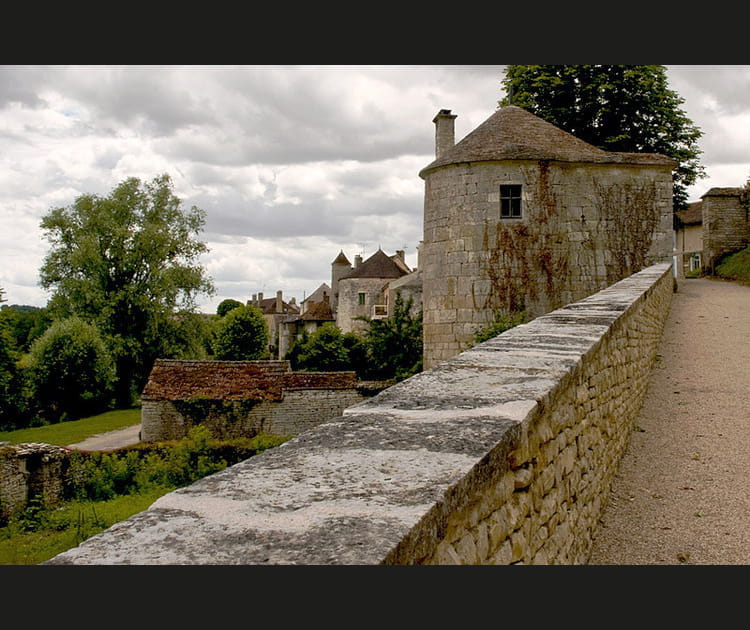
481, 161, 569, 320
592, 178, 658, 284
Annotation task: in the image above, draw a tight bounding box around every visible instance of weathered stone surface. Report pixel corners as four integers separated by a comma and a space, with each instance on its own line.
45, 263, 672, 565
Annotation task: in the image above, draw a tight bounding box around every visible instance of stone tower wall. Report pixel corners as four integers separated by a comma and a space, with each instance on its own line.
422, 159, 673, 368
702, 190, 749, 271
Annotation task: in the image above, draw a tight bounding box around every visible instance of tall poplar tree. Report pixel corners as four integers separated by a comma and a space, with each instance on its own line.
39, 174, 215, 406
500, 65, 705, 209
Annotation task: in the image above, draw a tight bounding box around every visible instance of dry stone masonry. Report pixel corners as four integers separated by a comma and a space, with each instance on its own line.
0, 442, 69, 522
46, 262, 673, 565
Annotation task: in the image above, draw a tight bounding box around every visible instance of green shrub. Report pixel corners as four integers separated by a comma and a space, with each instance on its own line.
26, 317, 116, 423
715, 246, 750, 283
473, 311, 528, 344
213, 304, 269, 360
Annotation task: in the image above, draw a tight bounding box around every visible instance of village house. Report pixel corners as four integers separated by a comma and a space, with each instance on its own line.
249, 290, 299, 357
672, 187, 748, 277
277, 284, 335, 360
332, 248, 413, 334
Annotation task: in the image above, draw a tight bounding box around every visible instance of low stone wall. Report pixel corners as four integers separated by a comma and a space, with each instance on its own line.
0, 442, 70, 522
46, 263, 673, 564
142, 387, 374, 441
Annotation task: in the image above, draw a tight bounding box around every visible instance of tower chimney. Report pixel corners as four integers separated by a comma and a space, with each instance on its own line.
433, 109, 457, 159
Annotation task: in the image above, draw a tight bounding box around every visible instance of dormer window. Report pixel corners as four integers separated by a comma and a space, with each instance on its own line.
500, 184, 522, 218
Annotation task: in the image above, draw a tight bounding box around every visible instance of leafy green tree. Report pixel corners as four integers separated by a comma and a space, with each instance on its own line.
0, 290, 25, 430
291, 323, 352, 372
500, 65, 705, 209
216, 298, 243, 317
213, 304, 269, 360
362, 292, 423, 381
26, 317, 116, 423
39, 174, 215, 406
0, 304, 53, 353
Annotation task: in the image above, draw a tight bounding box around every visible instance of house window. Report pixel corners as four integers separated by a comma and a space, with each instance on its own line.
500, 184, 522, 218
358, 292, 366, 306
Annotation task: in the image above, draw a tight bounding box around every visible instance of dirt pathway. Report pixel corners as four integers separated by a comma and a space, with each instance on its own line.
587, 278, 750, 565
67, 424, 141, 451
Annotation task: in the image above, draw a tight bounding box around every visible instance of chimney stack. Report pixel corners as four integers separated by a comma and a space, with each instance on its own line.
276, 290, 283, 313
354, 254, 363, 268
433, 109, 457, 159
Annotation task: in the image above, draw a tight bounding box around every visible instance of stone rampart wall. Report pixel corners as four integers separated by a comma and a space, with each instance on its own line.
45, 263, 673, 565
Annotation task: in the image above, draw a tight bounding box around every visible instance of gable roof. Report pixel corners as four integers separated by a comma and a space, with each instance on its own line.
341, 249, 410, 280
256, 297, 300, 315
301, 283, 331, 306
300, 298, 334, 321
420, 105, 674, 177
142, 359, 356, 402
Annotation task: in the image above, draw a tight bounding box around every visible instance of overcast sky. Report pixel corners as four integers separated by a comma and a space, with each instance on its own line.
2, 64, 749, 313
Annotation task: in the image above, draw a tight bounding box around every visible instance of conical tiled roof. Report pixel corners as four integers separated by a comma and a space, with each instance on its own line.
342, 249, 410, 280
420, 105, 674, 177
332, 250, 351, 266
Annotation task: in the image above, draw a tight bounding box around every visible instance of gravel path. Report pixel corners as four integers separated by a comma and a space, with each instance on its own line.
67, 423, 141, 451
587, 277, 750, 565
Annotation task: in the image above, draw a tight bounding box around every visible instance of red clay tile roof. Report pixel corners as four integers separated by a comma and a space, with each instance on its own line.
142, 359, 357, 401
256, 298, 300, 315
420, 105, 675, 177
300, 299, 334, 321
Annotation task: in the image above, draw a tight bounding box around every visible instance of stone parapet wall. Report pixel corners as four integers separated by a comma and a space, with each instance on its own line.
0, 442, 70, 522
46, 263, 673, 565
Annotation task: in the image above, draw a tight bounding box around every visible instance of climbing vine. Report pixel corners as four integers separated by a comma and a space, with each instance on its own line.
592, 177, 659, 283
482, 161, 570, 319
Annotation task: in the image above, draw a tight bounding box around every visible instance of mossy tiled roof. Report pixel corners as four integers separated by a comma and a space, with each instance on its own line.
420, 105, 675, 177
142, 359, 357, 402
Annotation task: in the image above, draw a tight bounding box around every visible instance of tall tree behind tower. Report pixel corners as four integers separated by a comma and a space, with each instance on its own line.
500, 65, 705, 209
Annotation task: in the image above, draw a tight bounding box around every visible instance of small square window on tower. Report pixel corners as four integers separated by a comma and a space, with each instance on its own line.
500, 184, 522, 218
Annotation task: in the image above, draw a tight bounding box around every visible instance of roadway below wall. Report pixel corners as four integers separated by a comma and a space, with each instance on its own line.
587, 277, 750, 565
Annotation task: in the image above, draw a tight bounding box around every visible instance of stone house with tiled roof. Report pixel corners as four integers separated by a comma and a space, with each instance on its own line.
674, 200, 704, 276
249, 290, 300, 356
420, 105, 675, 367
140, 359, 377, 441
277, 287, 336, 360
333, 248, 412, 334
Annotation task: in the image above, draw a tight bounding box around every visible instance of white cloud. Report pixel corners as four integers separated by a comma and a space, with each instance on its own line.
2, 64, 748, 313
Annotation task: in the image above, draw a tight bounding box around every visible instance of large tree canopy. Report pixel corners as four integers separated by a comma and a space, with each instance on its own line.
500, 65, 705, 209
39, 174, 215, 405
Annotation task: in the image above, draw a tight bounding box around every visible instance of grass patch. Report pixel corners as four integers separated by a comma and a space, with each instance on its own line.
0, 426, 290, 564
715, 246, 750, 284
0, 407, 141, 446
0, 488, 168, 565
